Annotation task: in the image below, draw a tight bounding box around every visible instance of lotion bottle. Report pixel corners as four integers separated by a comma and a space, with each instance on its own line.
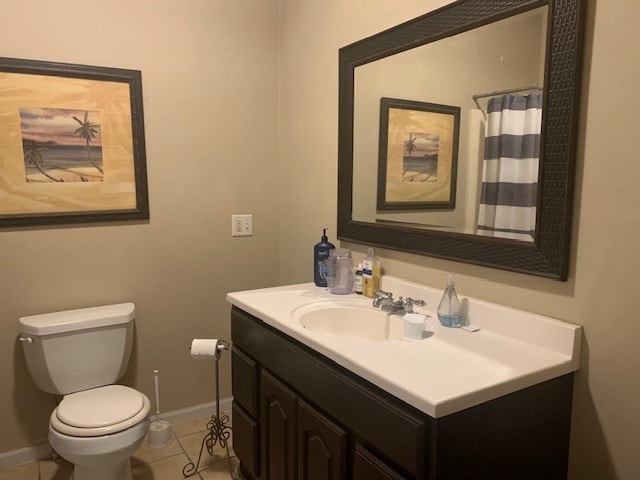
437, 275, 463, 328
354, 262, 363, 295
313, 228, 335, 287
362, 248, 381, 298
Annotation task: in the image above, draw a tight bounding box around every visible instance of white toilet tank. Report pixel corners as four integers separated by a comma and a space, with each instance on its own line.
19, 303, 136, 395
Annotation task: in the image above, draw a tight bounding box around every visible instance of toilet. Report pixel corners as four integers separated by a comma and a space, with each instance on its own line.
19, 303, 150, 480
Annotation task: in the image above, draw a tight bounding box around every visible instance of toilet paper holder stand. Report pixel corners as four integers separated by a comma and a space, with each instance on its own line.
183, 339, 238, 479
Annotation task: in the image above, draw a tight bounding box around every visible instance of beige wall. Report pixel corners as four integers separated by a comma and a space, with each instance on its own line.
2, 0, 639, 478
0, 0, 279, 453
278, 0, 639, 479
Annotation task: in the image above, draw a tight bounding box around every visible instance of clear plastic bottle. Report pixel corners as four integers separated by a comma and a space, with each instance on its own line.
437, 275, 462, 328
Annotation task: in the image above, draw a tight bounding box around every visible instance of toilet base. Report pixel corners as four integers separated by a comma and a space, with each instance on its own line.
49, 417, 149, 480
69, 459, 132, 480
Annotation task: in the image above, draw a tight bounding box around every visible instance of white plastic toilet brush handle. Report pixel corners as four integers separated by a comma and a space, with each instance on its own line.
153, 369, 161, 421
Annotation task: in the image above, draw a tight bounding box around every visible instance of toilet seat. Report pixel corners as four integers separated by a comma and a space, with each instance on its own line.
50, 385, 150, 437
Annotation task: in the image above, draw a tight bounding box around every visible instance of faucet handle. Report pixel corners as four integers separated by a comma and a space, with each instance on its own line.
404, 297, 426, 313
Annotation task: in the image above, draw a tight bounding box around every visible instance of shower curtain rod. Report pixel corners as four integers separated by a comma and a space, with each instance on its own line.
472, 85, 542, 110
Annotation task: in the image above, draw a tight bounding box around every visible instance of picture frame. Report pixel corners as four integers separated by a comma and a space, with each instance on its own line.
377, 97, 460, 211
0, 57, 149, 227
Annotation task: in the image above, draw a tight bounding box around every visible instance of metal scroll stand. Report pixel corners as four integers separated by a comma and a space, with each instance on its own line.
183, 340, 239, 479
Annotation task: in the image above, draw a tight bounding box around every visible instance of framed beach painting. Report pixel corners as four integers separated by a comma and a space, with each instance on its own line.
377, 97, 460, 211
0, 57, 149, 227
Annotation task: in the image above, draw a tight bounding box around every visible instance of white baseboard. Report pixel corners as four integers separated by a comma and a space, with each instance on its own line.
0, 397, 233, 470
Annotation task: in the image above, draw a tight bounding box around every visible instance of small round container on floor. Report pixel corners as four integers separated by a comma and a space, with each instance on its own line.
147, 420, 172, 448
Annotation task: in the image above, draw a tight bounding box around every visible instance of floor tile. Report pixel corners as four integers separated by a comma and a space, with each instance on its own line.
38, 457, 74, 480
178, 430, 234, 472
132, 431, 183, 467
0, 462, 38, 480
198, 456, 239, 480
131, 452, 195, 480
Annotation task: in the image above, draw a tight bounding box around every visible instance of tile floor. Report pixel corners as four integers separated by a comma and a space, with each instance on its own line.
0, 415, 238, 480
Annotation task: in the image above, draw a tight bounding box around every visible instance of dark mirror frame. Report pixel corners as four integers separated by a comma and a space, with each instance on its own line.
338, 0, 585, 280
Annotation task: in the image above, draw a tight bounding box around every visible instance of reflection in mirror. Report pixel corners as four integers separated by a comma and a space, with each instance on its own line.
352, 7, 547, 242
338, 0, 585, 280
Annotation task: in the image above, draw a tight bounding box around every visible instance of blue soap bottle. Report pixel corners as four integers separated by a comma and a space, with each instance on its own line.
314, 228, 335, 287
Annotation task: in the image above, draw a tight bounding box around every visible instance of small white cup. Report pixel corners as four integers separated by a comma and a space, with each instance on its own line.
403, 313, 427, 340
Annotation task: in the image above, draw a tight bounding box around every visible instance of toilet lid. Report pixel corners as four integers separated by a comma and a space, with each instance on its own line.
56, 385, 145, 428
51, 385, 150, 437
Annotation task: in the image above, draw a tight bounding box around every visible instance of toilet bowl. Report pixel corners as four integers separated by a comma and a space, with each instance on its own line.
50, 420, 150, 480
49, 386, 151, 480
19, 303, 151, 480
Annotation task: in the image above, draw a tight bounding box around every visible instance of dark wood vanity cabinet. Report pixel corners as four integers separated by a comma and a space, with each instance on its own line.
231, 306, 575, 480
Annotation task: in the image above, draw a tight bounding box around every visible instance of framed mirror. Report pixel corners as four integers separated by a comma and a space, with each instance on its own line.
338, 0, 585, 280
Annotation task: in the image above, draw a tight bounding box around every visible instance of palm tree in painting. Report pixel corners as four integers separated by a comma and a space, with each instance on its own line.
72, 111, 102, 174
23, 141, 62, 182
404, 133, 417, 157
403, 133, 418, 176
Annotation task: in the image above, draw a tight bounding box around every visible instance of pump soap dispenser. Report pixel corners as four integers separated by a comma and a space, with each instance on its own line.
437, 275, 463, 328
314, 228, 335, 287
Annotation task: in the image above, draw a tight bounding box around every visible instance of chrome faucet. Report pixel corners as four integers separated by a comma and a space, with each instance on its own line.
372, 289, 393, 308
373, 290, 425, 315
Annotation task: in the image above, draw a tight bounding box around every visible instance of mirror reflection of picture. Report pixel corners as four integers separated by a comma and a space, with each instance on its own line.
377, 97, 460, 211
352, 5, 548, 233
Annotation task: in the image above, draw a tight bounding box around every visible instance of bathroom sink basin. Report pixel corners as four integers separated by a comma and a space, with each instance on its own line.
293, 300, 403, 342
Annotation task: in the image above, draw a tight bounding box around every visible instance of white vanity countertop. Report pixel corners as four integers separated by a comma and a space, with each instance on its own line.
226, 276, 582, 418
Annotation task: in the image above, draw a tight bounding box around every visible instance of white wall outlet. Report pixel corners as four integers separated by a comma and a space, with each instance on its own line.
232, 214, 253, 237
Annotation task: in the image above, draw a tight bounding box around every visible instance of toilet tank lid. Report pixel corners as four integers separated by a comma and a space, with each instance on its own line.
19, 303, 135, 336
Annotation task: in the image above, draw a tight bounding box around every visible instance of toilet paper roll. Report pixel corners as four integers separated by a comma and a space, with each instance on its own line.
190, 338, 220, 359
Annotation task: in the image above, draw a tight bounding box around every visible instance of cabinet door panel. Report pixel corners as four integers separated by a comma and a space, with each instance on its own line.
231, 401, 259, 478
298, 399, 347, 480
261, 370, 297, 480
354, 444, 407, 480
232, 346, 259, 417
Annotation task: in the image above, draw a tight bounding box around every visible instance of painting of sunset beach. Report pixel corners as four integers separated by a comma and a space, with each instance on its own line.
20, 108, 103, 183
0, 57, 148, 226
402, 131, 439, 183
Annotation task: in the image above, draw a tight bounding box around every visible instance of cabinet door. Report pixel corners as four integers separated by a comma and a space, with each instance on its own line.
297, 399, 347, 480
232, 346, 259, 417
232, 401, 259, 479
353, 444, 407, 480
261, 370, 297, 480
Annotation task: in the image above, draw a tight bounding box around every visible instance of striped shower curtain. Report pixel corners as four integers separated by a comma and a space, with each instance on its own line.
476, 93, 542, 241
